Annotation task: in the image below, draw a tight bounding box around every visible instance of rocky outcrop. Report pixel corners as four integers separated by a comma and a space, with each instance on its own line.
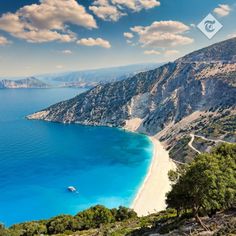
28, 38, 236, 152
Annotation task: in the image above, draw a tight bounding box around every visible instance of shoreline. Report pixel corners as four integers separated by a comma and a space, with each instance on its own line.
131, 136, 176, 216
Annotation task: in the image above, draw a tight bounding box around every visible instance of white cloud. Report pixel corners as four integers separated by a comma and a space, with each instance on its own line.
89, 0, 125, 21
124, 32, 134, 39
77, 37, 111, 48
139, 0, 161, 9
214, 4, 231, 17
90, 0, 160, 21
126, 39, 137, 46
0, 0, 97, 43
131, 21, 190, 35
61, 50, 72, 54
130, 21, 193, 49
144, 50, 160, 55
0, 36, 11, 45
112, 0, 160, 11
165, 50, 179, 55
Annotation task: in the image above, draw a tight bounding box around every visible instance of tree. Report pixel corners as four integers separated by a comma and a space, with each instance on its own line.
166, 143, 236, 230
10, 222, 47, 236
113, 206, 137, 221
76, 205, 115, 230
212, 143, 236, 208
0, 224, 10, 236
46, 215, 79, 234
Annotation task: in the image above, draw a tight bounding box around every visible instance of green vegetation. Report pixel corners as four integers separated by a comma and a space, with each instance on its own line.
192, 136, 215, 153
215, 71, 236, 87
196, 112, 236, 142
169, 136, 197, 163
166, 143, 236, 230
0, 206, 137, 236
1, 143, 235, 235
75, 205, 114, 230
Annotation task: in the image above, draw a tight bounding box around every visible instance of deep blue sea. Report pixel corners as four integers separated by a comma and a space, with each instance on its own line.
0, 89, 153, 226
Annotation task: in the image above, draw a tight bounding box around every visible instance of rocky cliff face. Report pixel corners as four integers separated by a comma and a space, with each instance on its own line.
28, 38, 236, 155
0, 77, 49, 89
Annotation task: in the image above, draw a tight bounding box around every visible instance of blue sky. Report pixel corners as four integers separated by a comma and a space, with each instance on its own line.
0, 0, 235, 77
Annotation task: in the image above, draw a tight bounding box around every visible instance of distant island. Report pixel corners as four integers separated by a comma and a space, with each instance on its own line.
0, 63, 159, 89
0, 77, 49, 89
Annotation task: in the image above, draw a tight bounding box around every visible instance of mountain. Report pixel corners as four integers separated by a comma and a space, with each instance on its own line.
0, 77, 49, 89
37, 63, 161, 88
28, 38, 236, 162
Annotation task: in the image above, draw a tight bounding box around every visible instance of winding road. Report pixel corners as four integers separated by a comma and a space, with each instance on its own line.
188, 134, 234, 154
188, 134, 201, 154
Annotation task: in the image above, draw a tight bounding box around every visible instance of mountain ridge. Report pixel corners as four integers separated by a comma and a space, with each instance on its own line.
176, 37, 236, 63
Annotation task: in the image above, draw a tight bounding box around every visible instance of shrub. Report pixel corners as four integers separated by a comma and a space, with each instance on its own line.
10, 222, 47, 236
46, 215, 80, 234
113, 206, 137, 221
76, 205, 115, 230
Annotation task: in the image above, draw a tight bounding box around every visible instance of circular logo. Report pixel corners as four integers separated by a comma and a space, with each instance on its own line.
204, 20, 216, 33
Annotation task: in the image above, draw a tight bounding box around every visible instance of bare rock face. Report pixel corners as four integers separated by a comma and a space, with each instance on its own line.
28, 38, 236, 150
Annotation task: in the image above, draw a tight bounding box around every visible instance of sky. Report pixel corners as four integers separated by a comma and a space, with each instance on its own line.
0, 0, 235, 77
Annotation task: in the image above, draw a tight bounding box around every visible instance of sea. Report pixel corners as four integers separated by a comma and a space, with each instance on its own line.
0, 88, 153, 226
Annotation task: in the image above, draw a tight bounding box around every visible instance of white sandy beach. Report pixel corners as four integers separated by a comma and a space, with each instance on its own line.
131, 136, 176, 216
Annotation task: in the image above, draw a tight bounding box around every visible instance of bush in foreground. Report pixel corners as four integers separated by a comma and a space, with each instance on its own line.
6, 205, 137, 236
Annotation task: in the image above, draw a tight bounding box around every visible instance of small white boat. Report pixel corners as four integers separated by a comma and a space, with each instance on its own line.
67, 186, 77, 192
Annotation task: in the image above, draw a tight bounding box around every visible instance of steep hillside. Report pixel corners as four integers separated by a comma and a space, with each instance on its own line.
28, 38, 236, 159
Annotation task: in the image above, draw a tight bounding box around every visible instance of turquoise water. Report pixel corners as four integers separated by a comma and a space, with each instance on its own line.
0, 89, 153, 226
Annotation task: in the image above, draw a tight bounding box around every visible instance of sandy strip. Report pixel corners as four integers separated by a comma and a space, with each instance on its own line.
131, 136, 176, 216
